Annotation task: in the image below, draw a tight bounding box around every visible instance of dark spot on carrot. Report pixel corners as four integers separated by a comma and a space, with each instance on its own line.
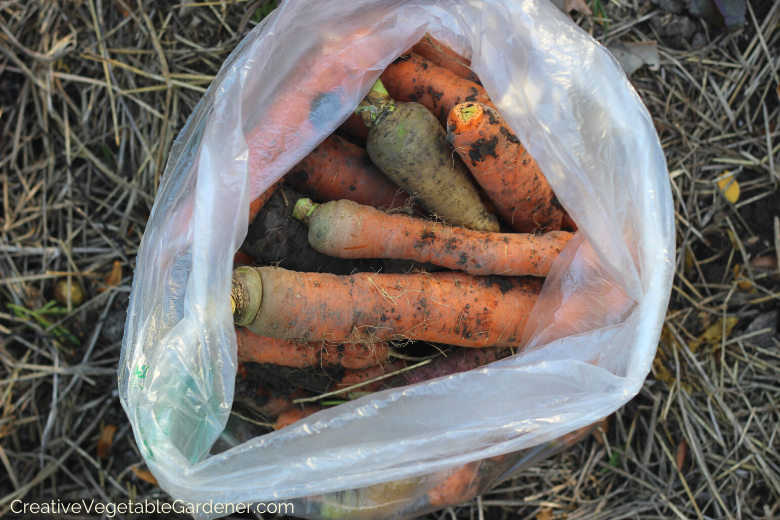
457, 253, 468, 266
349, 182, 357, 191
427, 86, 444, 102
499, 126, 519, 143
464, 86, 479, 102
421, 228, 436, 240
483, 275, 514, 295
550, 193, 563, 210
468, 136, 499, 162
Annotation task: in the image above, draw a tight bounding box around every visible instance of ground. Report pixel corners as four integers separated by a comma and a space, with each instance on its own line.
0, 0, 778, 519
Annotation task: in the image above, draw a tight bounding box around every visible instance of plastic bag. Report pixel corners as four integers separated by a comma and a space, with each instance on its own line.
118, 0, 673, 517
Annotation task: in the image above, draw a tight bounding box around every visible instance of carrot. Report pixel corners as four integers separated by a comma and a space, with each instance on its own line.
248, 179, 283, 224
427, 462, 481, 507
274, 405, 323, 430
234, 372, 306, 418
240, 184, 382, 275
236, 326, 390, 370
233, 251, 256, 267
294, 198, 572, 277
358, 79, 498, 233
285, 135, 412, 212
561, 212, 578, 232
380, 52, 493, 127
336, 112, 369, 144
447, 102, 564, 233
386, 347, 509, 388
334, 360, 406, 393
231, 266, 542, 347
412, 34, 480, 85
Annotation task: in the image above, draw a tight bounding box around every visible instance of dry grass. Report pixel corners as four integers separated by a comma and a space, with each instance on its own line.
0, 0, 778, 519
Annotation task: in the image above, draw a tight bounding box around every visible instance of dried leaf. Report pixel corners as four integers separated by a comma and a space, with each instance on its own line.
104, 261, 123, 287
607, 41, 659, 76
536, 507, 555, 520
565, 0, 592, 16
688, 317, 739, 354
652, 356, 675, 386
676, 438, 689, 471
97, 424, 117, 459
716, 172, 740, 203
131, 466, 159, 485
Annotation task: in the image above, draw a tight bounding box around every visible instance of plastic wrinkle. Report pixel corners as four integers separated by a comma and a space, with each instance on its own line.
118, 0, 674, 518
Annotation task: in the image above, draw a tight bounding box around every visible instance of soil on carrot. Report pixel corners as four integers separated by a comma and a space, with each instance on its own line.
242, 361, 343, 395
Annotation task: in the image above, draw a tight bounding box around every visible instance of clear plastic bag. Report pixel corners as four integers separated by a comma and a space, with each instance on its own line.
118, 0, 674, 517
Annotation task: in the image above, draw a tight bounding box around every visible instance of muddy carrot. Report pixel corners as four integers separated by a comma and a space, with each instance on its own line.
427, 462, 481, 507
380, 52, 493, 127
412, 34, 480, 84
294, 198, 572, 277
236, 326, 390, 370
447, 102, 564, 233
248, 179, 283, 224
386, 347, 510, 388
333, 360, 407, 393
274, 405, 323, 430
286, 135, 412, 211
240, 184, 382, 275
337, 112, 369, 143
231, 266, 542, 347
234, 371, 306, 418
358, 79, 498, 232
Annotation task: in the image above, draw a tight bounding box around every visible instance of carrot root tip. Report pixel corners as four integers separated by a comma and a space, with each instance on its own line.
232, 267, 263, 326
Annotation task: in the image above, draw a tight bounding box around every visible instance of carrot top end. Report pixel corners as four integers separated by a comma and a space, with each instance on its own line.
292, 198, 319, 225
458, 103, 481, 123
232, 266, 263, 327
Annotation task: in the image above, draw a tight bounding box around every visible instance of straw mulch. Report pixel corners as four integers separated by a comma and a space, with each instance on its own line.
0, 0, 778, 519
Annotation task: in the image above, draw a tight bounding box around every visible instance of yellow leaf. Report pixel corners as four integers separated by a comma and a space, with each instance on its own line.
97, 424, 117, 459
689, 317, 739, 354
105, 261, 123, 286
716, 172, 740, 203
536, 508, 554, 520
131, 466, 159, 485
652, 357, 675, 386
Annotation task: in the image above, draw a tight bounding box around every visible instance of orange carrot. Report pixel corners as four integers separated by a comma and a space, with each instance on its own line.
244, 27, 389, 204
380, 52, 493, 127
412, 34, 480, 84
248, 179, 284, 224
286, 135, 411, 211
334, 360, 406, 393
274, 405, 322, 430
231, 266, 543, 347
236, 326, 390, 370
447, 102, 564, 233
294, 198, 572, 277
337, 112, 369, 143
234, 371, 306, 418
233, 251, 256, 266
561, 212, 578, 232
427, 462, 481, 507
386, 347, 509, 388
